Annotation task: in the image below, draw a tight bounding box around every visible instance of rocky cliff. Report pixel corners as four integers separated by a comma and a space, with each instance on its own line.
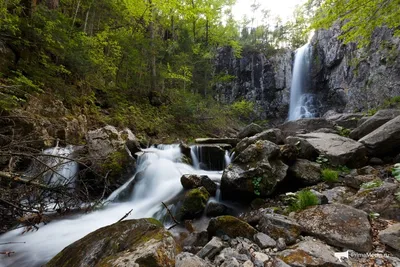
214, 26, 400, 122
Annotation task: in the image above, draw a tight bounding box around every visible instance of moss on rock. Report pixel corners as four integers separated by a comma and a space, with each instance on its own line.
178, 187, 210, 220
207, 215, 258, 240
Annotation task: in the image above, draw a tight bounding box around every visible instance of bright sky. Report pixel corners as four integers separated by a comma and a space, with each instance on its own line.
232, 0, 306, 24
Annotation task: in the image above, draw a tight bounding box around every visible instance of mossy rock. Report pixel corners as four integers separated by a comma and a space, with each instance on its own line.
207, 215, 258, 240
178, 187, 210, 220
46, 218, 176, 267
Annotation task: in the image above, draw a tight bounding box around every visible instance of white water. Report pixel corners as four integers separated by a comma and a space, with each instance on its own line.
0, 144, 224, 267
288, 43, 312, 121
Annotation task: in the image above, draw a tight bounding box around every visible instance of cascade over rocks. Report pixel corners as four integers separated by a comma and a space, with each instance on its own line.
359, 115, 400, 156
295, 204, 373, 253
350, 109, 400, 140
286, 132, 367, 168
46, 218, 176, 267
221, 140, 288, 199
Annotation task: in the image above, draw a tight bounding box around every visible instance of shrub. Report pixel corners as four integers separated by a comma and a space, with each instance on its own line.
289, 190, 319, 211
392, 163, 400, 181
361, 179, 383, 189
321, 168, 339, 183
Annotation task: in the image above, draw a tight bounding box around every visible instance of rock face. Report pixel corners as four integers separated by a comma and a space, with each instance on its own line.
310, 25, 400, 115
295, 204, 373, 253
214, 47, 292, 123
350, 109, 400, 140
221, 140, 288, 199
46, 218, 176, 267
257, 214, 301, 245
287, 132, 367, 168
359, 115, 400, 156
288, 159, 322, 185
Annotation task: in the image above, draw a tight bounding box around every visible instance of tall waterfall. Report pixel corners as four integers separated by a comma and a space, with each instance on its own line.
0, 145, 226, 267
288, 43, 315, 121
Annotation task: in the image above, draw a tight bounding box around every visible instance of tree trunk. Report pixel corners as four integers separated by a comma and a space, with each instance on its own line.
148, 0, 157, 91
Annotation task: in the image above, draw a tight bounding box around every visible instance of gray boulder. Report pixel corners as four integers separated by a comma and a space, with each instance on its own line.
236, 128, 283, 153
279, 118, 335, 138
276, 239, 348, 267
359, 115, 400, 157
288, 159, 322, 185
257, 214, 301, 245
195, 138, 239, 146
181, 174, 217, 196
176, 252, 212, 267
324, 111, 365, 129
46, 218, 175, 267
221, 140, 288, 198
350, 109, 400, 140
196, 236, 227, 260
253, 232, 277, 249
378, 223, 400, 253
295, 204, 373, 252
238, 123, 263, 139
287, 132, 367, 168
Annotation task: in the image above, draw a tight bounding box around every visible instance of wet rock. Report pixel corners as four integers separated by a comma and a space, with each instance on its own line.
207, 215, 258, 240
183, 231, 209, 248
276, 239, 347, 267
46, 218, 175, 267
119, 128, 141, 155
295, 204, 373, 252
350, 109, 400, 140
238, 123, 263, 139
378, 223, 400, 252
191, 144, 230, 170
206, 202, 232, 217
236, 129, 284, 153
196, 236, 228, 260
287, 132, 367, 168
257, 214, 301, 245
359, 115, 400, 157
369, 157, 384, 165
181, 175, 217, 196
221, 140, 288, 199
179, 143, 192, 160
253, 232, 276, 249
288, 159, 322, 185
195, 138, 240, 146
279, 118, 335, 138
178, 187, 210, 220
175, 252, 212, 267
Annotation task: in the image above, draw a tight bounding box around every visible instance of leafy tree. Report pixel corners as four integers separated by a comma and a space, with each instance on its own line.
309, 0, 400, 47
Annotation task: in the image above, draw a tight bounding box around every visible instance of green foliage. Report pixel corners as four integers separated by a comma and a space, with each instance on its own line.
336, 165, 351, 174
336, 126, 351, 137
369, 212, 380, 219
395, 191, 400, 202
229, 99, 255, 122
316, 154, 329, 165
289, 190, 319, 211
309, 0, 400, 48
361, 179, 383, 189
321, 168, 339, 183
382, 96, 400, 109
392, 163, 400, 182
252, 177, 262, 196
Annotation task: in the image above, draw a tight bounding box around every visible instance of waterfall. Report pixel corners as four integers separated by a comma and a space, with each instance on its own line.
0, 145, 225, 267
288, 43, 315, 121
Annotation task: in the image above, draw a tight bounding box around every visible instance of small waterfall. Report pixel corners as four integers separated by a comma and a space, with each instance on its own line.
288, 43, 313, 121
0, 145, 225, 267
190, 146, 201, 169
224, 150, 235, 167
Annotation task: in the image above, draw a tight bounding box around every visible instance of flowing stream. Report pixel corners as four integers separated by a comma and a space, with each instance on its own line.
288, 43, 316, 121
0, 144, 229, 267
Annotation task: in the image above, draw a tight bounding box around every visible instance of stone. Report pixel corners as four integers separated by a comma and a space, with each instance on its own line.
253, 232, 276, 249
238, 123, 263, 139
287, 132, 367, 168
276, 238, 287, 251
239, 208, 275, 226
236, 129, 284, 153
347, 182, 399, 215
378, 223, 400, 252
183, 231, 209, 248
288, 159, 322, 185
359, 115, 400, 157
46, 218, 175, 267
175, 252, 212, 267
196, 236, 227, 260
321, 186, 355, 204
295, 204, 373, 252
369, 157, 384, 165
178, 187, 210, 220
276, 240, 348, 267
309, 189, 329, 205
257, 214, 301, 245
206, 202, 231, 217
323, 111, 365, 129
214, 247, 250, 266
344, 174, 378, 189
279, 118, 335, 138
350, 109, 400, 140
200, 176, 218, 196
207, 215, 258, 241
221, 140, 288, 199
180, 174, 217, 196
119, 128, 141, 155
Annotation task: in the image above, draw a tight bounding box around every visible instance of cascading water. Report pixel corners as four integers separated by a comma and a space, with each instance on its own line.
0, 145, 226, 267
288, 43, 318, 121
